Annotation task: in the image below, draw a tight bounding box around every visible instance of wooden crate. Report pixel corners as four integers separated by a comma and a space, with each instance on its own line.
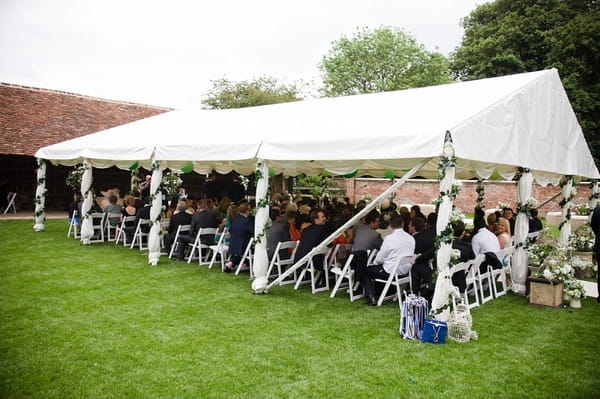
529, 278, 563, 308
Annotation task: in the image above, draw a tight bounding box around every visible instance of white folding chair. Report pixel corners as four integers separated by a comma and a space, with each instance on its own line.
3, 192, 16, 214
451, 258, 480, 310
159, 218, 171, 254
187, 228, 219, 265
376, 255, 416, 306
103, 212, 122, 242
266, 240, 299, 284
67, 210, 80, 238
208, 231, 230, 269
491, 246, 514, 298
235, 238, 255, 276
329, 253, 367, 301
89, 212, 106, 243
464, 255, 484, 309
168, 224, 191, 259
130, 218, 151, 250
115, 215, 136, 246
329, 243, 353, 268
477, 254, 496, 304
294, 247, 332, 294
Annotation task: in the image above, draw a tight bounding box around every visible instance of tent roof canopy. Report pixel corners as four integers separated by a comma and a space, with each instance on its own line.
35, 68, 599, 185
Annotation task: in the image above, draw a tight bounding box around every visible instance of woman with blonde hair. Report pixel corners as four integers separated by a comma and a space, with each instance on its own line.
496, 217, 512, 249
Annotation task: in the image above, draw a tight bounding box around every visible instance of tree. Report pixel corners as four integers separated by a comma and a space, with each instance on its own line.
202, 76, 303, 109
319, 26, 453, 97
450, 0, 600, 163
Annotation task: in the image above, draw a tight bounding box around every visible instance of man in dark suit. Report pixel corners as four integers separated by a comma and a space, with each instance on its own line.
177, 198, 221, 260
163, 200, 193, 254
450, 220, 476, 293
293, 209, 329, 268
590, 204, 600, 303
410, 214, 437, 296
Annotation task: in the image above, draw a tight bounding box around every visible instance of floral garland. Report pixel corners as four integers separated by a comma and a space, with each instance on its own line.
437, 155, 456, 182
558, 175, 575, 231
252, 162, 270, 247
476, 179, 485, 209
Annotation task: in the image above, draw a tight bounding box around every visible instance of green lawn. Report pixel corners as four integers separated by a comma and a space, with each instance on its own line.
1, 219, 599, 399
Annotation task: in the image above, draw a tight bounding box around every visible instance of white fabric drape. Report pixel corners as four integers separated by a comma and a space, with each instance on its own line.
80, 159, 94, 245
33, 159, 46, 232
512, 170, 533, 295
590, 181, 600, 210
558, 177, 573, 245
148, 162, 164, 266
430, 136, 456, 322
252, 160, 270, 293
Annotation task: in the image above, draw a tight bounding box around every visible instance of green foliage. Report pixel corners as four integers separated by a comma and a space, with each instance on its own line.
319, 26, 453, 97
450, 0, 600, 163
295, 174, 331, 198
202, 76, 303, 109
1, 220, 600, 398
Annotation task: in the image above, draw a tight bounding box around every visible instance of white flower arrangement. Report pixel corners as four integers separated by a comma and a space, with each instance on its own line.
564, 278, 586, 299
536, 246, 573, 283
449, 209, 465, 223
570, 255, 594, 272
568, 224, 595, 252
525, 198, 538, 208
574, 203, 592, 216
160, 171, 183, 198
497, 201, 510, 210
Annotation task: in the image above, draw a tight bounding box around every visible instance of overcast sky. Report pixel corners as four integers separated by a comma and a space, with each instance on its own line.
0, 0, 488, 109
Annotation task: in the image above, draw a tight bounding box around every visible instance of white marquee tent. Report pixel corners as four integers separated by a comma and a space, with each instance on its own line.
34, 68, 599, 318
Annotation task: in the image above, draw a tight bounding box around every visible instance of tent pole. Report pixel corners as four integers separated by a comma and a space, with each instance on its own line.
430, 132, 457, 321
252, 159, 270, 293
511, 168, 533, 295
80, 159, 94, 245
590, 180, 600, 210
558, 176, 574, 246
148, 160, 164, 266
33, 158, 47, 232
265, 160, 428, 292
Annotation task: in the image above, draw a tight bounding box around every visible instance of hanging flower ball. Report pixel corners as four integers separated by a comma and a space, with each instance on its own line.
384, 169, 395, 179
128, 161, 139, 171
343, 170, 358, 178
268, 168, 276, 177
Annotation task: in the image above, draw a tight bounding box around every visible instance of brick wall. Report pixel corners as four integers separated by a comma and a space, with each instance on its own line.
344, 178, 592, 216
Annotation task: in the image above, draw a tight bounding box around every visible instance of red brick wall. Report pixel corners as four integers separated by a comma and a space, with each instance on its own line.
344, 178, 592, 216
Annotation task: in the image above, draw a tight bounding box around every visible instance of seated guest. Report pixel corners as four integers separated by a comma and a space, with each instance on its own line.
266, 206, 290, 260
496, 217, 512, 249
177, 198, 221, 261
292, 209, 329, 268
103, 194, 122, 227
163, 200, 193, 254
409, 216, 436, 297
410, 205, 426, 220
224, 202, 255, 272
67, 193, 82, 224
471, 215, 500, 272
351, 210, 383, 273
450, 220, 476, 293
503, 207, 516, 237
355, 213, 415, 306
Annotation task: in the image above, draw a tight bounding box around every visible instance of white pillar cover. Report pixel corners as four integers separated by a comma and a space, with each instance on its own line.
511, 170, 533, 295
80, 159, 94, 244
590, 181, 600, 211
148, 163, 164, 266
33, 159, 46, 232
430, 137, 457, 322
252, 160, 270, 293
558, 178, 573, 246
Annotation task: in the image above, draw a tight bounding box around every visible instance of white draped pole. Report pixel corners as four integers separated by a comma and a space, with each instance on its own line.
33, 158, 47, 232
590, 180, 600, 210
558, 176, 574, 246
80, 159, 94, 245
430, 131, 458, 322
252, 160, 270, 293
148, 160, 164, 266
512, 168, 533, 295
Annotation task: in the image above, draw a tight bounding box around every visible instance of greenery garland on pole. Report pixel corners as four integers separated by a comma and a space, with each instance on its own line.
252, 162, 270, 247
33, 158, 47, 232
476, 178, 485, 209
558, 175, 575, 232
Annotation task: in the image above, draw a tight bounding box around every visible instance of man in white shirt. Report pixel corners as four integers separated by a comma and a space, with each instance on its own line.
356, 213, 415, 306
471, 215, 500, 272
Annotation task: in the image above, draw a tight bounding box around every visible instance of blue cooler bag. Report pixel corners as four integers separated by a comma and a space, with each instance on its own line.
421, 319, 447, 344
